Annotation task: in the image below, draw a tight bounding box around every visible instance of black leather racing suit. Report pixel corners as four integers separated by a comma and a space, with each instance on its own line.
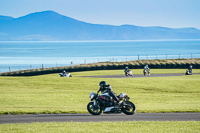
124, 67, 130, 72
188, 66, 192, 73
98, 84, 120, 103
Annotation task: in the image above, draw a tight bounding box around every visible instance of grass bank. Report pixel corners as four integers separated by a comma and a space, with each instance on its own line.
0, 69, 200, 114
72, 69, 200, 76
0, 121, 199, 133
1, 58, 200, 76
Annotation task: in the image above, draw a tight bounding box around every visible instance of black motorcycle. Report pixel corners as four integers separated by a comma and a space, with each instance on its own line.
185, 69, 192, 75
59, 72, 72, 77
87, 91, 136, 115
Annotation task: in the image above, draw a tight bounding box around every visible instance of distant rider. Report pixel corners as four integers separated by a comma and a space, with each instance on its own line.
188, 65, 192, 73
97, 81, 120, 105
62, 70, 67, 76
144, 65, 149, 71
124, 66, 130, 73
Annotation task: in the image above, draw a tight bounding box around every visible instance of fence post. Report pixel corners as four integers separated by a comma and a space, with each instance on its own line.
42, 64, 44, 69
138, 55, 139, 60
191, 53, 193, 59
9, 66, 11, 72
156, 54, 157, 59
179, 53, 180, 59
166, 54, 167, 59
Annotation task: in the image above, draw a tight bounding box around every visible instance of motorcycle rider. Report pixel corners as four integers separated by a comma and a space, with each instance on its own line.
98, 81, 121, 105
62, 70, 67, 76
144, 65, 150, 75
144, 65, 149, 70
124, 66, 130, 72
188, 65, 193, 74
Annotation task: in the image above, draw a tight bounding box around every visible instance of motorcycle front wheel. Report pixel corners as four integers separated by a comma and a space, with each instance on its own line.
87, 102, 102, 115
121, 101, 136, 115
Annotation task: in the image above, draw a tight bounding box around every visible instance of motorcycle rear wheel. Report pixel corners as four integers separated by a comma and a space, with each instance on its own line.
87, 102, 102, 115
143, 70, 146, 76
121, 101, 136, 115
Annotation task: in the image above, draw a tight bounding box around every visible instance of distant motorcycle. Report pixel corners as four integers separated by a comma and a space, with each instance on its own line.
125, 70, 134, 76
59, 72, 72, 77
143, 69, 150, 76
185, 69, 192, 75
87, 91, 136, 115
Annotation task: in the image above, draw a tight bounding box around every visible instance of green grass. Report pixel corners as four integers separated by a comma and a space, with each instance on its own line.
0, 121, 200, 133
72, 69, 200, 76
0, 69, 200, 114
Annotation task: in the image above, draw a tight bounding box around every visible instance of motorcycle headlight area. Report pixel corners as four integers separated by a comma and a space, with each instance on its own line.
90, 94, 94, 101
89, 91, 97, 101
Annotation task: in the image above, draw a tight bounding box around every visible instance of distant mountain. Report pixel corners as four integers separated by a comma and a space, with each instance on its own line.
0, 10, 200, 41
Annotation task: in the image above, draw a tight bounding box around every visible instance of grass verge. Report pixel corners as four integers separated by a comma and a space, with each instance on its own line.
0, 121, 200, 133
0, 69, 200, 114
72, 69, 200, 76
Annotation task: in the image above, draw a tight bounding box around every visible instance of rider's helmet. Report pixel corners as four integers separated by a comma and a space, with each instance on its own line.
63, 70, 66, 73
99, 81, 107, 87
190, 65, 192, 68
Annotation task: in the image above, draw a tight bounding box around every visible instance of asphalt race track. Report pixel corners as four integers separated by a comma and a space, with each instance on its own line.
82, 73, 200, 78
0, 113, 200, 124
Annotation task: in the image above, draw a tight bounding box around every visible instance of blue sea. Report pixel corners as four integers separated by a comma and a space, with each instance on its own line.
0, 40, 200, 73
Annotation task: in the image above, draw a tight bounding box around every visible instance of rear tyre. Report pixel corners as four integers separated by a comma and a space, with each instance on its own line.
121, 101, 136, 115
87, 102, 102, 115
143, 70, 146, 76
185, 72, 188, 75
125, 73, 128, 76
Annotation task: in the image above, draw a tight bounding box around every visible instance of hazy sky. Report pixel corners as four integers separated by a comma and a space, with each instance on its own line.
0, 0, 200, 29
